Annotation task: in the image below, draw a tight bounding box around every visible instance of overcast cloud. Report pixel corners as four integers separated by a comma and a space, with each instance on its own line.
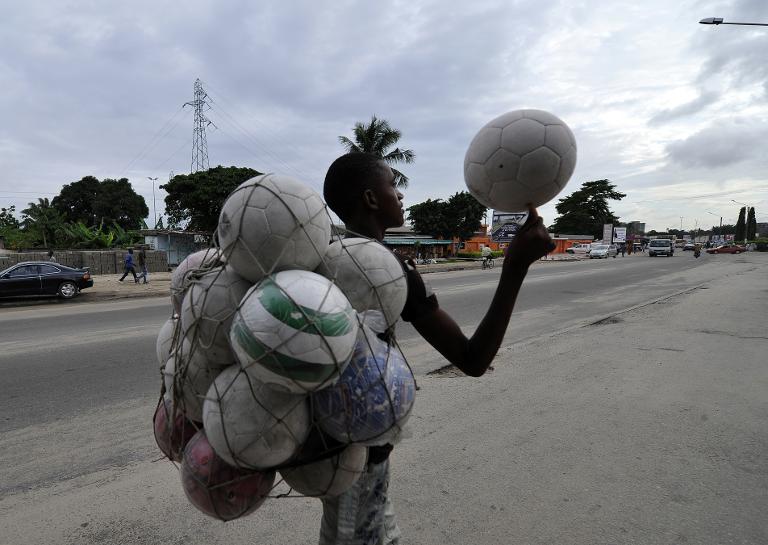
2, 0, 767, 232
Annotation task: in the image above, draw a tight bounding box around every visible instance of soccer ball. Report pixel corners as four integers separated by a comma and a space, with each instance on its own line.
156, 317, 179, 369
171, 248, 222, 314
163, 341, 230, 423
180, 266, 252, 365
181, 430, 276, 521
229, 270, 359, 394
217, 174, 331, 282
312, 325, 416, 445
315, 238, 407, 329
202, 366, 310, 470
153, 397, 198, 462
464, 109, 577, 212
280, 444, 367, 498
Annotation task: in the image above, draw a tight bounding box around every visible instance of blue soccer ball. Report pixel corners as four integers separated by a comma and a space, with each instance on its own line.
312, 327, 416, 445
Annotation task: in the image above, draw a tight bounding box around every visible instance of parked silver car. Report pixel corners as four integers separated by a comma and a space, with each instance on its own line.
589, 244, 618, 259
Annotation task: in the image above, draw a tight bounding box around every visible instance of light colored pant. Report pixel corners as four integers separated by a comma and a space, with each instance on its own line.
319, 459, 401, 545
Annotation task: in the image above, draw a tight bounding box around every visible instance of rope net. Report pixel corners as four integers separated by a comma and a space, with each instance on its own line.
152, 173, 417, 520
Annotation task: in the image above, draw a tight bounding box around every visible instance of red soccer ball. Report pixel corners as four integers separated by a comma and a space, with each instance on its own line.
153, 397, 198, 462
180, 430, 276, 521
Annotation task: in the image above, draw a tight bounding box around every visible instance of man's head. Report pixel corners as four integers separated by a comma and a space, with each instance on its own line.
323, 153, 404, 234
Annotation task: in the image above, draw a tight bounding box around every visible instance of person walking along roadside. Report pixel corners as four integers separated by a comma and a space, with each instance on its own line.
118, 248, 138, 283
135, 248, 149, 284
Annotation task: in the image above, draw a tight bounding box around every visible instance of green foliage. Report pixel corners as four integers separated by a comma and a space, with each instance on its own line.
21, 198, 64, 248
549, 179, 626, 239
407, 191, 486, 240
746, 207, 757, 241
1, 206, 20, 231
161, 165, 262, 232
338, 115, 415, 188
52, 176, 148, 230
734, 207, 746, 242
59, 221, 142, 248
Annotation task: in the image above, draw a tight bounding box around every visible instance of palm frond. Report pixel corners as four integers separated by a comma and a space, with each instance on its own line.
391, 167, 409, 189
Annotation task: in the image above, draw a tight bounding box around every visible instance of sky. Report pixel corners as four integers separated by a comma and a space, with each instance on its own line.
2, 0, 767, 233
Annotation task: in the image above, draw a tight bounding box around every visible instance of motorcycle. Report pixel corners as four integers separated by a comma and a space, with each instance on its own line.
694, 248, 701, 258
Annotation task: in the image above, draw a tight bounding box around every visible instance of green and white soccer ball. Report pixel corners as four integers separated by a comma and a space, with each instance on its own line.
229, 270, 359, 394
280, 444, 367, 498
464, 109, 577, 212
163, 341, 230, 423
315, 238, 407, 329
180, 266, 252, 366
202, 366, 310, 470
217, 174, 331, 282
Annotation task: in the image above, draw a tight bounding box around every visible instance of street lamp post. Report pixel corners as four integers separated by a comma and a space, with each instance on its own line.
706, 211, 723, 242
731, 199, 752, 245
147, 177, 158, 229
699, 17, 768, 26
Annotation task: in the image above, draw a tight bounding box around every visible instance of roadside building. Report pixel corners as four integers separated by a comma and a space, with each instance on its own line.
139, 229, 212, 267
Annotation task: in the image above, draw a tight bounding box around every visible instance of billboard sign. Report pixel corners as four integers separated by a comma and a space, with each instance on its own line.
492, 222, 521, 242
613, 227, 626, 243
602, 224, 613, 244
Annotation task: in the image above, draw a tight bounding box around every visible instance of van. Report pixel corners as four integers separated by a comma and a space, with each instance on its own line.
648, 239, 674, 257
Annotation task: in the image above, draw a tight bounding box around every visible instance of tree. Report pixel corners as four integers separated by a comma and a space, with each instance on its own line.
21, 198, 64, 248
0, 205, 20, 231
53, 176, 148, 230
734, 207, 746, 242
746, 207, 757, 241
338, 115, 415, 187
549, 179, 626, 239
161, 166, 262, 232
407, 191, 486, 240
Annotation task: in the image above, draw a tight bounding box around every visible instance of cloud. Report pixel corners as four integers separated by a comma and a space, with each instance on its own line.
665, 119, 768, 168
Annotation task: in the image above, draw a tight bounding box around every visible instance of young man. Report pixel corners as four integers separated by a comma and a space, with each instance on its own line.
118, 248, 138, 283
320, 152, 555, 544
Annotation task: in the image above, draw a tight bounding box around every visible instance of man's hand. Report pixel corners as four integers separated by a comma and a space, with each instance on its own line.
504, 204, 555, 270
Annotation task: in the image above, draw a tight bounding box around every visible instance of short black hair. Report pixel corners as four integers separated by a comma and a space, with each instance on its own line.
323, 152, 385, 222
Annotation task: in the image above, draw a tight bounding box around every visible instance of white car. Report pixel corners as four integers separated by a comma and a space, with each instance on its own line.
566, 243, 592, 254
589, 244, 618, 259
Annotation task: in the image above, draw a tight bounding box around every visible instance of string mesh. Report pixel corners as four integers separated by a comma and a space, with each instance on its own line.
152, 173, 417, 519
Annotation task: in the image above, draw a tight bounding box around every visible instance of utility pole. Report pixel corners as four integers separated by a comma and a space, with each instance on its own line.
147, 177, 158, 228
184, 79, 213, 173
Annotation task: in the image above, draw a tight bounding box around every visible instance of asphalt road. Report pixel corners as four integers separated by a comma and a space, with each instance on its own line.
0, 252, 765, 545
0, 253, 735, 435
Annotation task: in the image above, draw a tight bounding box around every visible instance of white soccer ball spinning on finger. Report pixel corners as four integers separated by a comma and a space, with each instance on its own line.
315, 238, 407, 329
280, 444, 367, 498
217, 174, 331, 282
464, 109, 577, 212
229, 270, 359, 394
180, 266, 252, 366
163, 341, 230, 423
202, 366, 310, 470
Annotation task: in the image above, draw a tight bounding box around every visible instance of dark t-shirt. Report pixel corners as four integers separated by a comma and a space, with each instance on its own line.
368, 254, 439, 465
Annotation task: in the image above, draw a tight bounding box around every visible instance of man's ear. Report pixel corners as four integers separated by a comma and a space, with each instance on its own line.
362, 188, 379, 210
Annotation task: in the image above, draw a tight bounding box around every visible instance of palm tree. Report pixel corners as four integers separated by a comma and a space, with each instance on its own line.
22, 198, 63, 248
338, 115, 415, 188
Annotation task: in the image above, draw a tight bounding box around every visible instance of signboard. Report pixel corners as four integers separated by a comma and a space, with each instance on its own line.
602, 224, 613, 244
491, 212, 527, 230
492, 222, 520, 242
613, 227, 626, 243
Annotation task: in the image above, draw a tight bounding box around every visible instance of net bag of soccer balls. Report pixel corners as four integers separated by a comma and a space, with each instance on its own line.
152, 174, 416, 521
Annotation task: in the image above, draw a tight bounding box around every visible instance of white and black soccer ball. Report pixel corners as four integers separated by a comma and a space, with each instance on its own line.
202, 366, 310, 470
171, 248, 222, 314
315, 238, 407, 329
180, 266, 252, 366
217, 174, 331, 282
156, 316, 179, 369
464, 109, 577, 212
163, 341, 230, 423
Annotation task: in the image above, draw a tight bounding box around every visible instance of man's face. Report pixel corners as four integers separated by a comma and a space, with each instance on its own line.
371, 162, 404, 228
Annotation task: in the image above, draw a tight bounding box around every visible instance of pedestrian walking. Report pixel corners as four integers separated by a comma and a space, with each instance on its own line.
619, 243, 626, 257
47, 250, 57, 263
118, 248, 138, 283
136, 248, 149, 284
320, 152, 553, 544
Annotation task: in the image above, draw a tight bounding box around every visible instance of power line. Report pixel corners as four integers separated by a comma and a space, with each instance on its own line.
118, 106, 187, 178
184, 79, 213, 173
